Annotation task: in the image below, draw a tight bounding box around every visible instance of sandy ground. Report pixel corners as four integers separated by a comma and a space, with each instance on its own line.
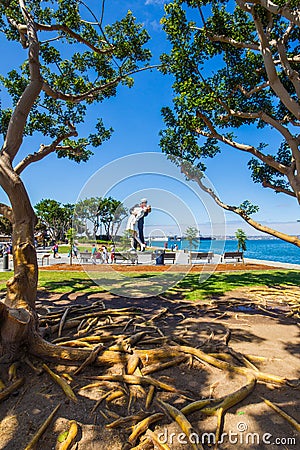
0, 277, 299, 450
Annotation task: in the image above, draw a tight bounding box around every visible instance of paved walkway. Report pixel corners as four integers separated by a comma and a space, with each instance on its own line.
0, 250, 300, 271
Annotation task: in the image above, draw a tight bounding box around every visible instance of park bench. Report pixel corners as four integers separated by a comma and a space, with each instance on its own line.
37, 253, 50, 266
151, 251, 176, 264
221, 251, 244, 263
114, 251, 138, 265
79, 252, 92, 263
188, 251, 214, 264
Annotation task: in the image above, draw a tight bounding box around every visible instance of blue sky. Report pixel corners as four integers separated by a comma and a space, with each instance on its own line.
0, 0, 299, 237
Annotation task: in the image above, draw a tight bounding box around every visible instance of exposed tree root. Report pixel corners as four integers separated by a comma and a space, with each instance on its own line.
0, 377, 24, 403
1, 292, 297, 449
157, 399, 203, 450
59, 420, 79, 450
262, 397, 300, 432
24, 403, 61, 450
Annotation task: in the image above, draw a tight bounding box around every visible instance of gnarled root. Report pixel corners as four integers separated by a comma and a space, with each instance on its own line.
29, 334, 92, 363
0, 303, 93, 365
0, 302, 31, 363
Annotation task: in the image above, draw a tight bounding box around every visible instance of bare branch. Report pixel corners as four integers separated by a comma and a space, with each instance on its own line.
265, 10, 273, 41
274, 55, 300, 65
14, 123, 78, 174
99, 0, 106, 27
220, 108, 299, 158
181, 163, 300, 247
41, 35, 64, 44
196, 112, 289, 175
236, 0, 252, 13
0, 203, 13, 222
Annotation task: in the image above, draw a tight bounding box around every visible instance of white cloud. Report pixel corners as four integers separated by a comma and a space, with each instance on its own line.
149, 19, 162, 32
145, 0, 166, 5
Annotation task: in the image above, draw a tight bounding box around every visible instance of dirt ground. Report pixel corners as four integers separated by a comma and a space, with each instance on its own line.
0, 264, 299, 450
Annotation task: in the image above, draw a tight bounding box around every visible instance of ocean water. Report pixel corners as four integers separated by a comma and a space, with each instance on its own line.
148, 239, 300, 265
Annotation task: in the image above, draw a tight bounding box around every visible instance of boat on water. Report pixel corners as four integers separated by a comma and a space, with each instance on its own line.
149, 237, 168, 242
199, 236, 216, 240
168, 236, 215, 242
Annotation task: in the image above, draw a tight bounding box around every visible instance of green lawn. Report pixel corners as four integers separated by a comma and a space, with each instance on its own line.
0, 269, 298, 299
0, 271, 105, 294
55, 245, 92, 254
167, 270, 300, 301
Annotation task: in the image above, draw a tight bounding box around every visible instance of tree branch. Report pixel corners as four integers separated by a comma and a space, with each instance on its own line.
181, 163, 300, 248
7, 16, 27, 48
196, 112, 289, 175
252, 7, 300, 118
42, 65, 159, 103
218, 108, 300, 166
247, 0, 300, 27
261, 180, 296, 197
35, 22, 114, 54
1, 1, 43, 163
14, 123, 78, 175
277, 25, 300, 99
204, 30, 260, 51
283, 117, 300, 127
237, 81, 270, 98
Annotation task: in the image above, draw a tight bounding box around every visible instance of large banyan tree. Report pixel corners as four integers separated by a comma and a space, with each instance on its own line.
160, 0, 300, 246
0, 0, 151, 362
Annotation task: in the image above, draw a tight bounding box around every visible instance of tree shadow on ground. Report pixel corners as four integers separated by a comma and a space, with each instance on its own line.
167, 270, 300, 300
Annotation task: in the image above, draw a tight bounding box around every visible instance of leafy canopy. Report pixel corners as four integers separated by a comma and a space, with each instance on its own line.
74, 196, 127, 238
35, 199, 74, 241
160, 0, 300, 199
0, 1, 151, 162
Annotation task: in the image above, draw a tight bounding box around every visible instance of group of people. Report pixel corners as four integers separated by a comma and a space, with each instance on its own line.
91, 244, 115, 264
0, 243, 12, 257
50, 198, 151, 261
126, 198, 151, 251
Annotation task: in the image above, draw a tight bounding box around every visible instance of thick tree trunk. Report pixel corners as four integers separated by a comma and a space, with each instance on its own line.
0, 167, 91, 364
6, 221, 38, 311
0, 163, 39, 362
0, 165, 96, 364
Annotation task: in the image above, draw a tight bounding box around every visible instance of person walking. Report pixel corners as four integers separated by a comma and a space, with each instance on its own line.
91, 244, 97, 264
110, 245, 115, 263
101, 245, 109, 263
52, 242, 59, 258
72, 244, 78, 259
